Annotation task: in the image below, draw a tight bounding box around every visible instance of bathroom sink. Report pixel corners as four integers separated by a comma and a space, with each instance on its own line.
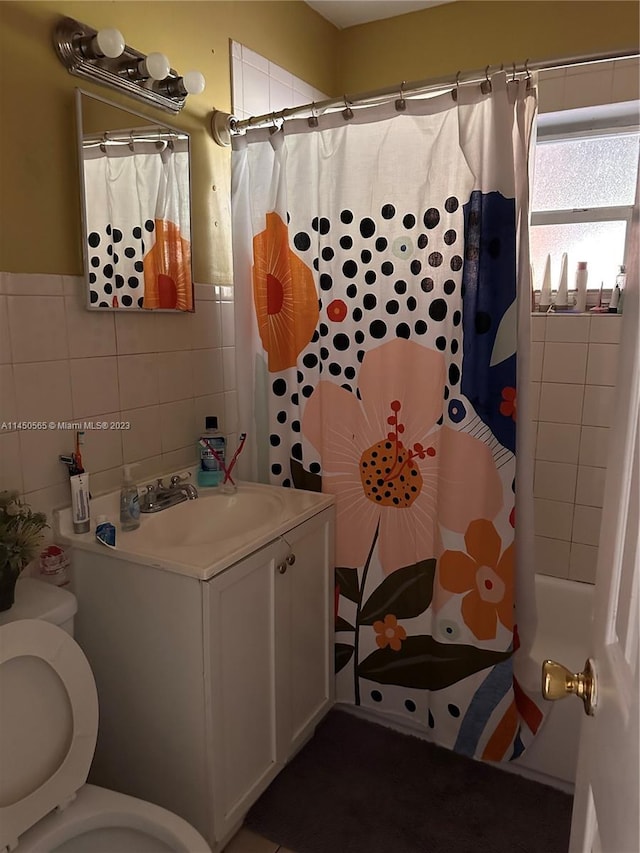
128, 487, 288, 547
55, 479, 333, 580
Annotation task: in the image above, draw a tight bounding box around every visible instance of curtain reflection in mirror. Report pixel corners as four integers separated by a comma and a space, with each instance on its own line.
83, 132, 193, 310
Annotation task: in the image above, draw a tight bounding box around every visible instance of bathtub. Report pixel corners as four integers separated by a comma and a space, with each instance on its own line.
509, 573, 594, 791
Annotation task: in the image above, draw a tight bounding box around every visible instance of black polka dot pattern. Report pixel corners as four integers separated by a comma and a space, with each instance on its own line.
87, 219, 156, 309
265, 193, 468, 487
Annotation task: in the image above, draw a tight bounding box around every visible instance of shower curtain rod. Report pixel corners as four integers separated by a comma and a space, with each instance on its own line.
212, 47, 639, 144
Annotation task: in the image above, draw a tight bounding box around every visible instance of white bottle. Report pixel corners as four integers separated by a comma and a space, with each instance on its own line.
539, 254, 552, 312
574, 261, 588, 313
554, 252, 569, 309
612, 265, 626, 314
119, 464, 140, 531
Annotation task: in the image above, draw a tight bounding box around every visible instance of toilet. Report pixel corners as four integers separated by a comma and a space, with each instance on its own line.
0, 579, 212, 853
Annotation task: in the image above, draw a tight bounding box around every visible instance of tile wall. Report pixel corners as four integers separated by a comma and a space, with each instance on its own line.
531, 314, 622, 584
0, 272, 237, 545
230, 41, 328, 121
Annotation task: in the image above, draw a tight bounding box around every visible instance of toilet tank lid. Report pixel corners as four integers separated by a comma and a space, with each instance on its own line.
0, 578, 77, 627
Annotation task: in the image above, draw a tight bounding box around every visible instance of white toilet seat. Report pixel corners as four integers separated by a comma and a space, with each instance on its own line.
0, 620, 212, 853
13, 784, 211, 853
0, 619, 98, 851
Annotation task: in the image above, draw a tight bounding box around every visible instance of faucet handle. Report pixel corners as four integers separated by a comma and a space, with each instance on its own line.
156, 478, 168, 490
170, 472, 191, 487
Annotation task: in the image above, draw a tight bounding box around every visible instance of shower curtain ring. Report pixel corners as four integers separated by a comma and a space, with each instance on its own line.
269, 111, 280, 134
481, 65, 492, 95
511, 61, 518, 83
451, 70, 461, 102
525, 59, 533, 90
128, 131, 134, 152
308, 101, 319, 128
342, 94, 354, 121
395, 81, 407, 111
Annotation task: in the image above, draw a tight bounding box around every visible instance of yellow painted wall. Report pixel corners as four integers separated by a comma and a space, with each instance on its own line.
338, 1, 640, 93
1, 1, 638, 280
0, 1, 338, 281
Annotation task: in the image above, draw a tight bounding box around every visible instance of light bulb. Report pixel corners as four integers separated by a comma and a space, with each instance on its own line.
94, 27, 125, 59
145, 52, 170, 81
183, 71, 205, 95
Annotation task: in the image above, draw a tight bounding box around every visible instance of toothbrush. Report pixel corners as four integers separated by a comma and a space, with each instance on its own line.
224, 433, 247, 485
75, 430, 85, 473
199, 438, 233, 485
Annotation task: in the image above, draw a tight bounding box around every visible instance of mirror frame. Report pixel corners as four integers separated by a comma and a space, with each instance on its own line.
75, 88, 195, 312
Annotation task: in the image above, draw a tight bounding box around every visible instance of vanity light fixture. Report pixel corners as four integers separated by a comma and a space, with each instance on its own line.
54, 16, 205, 114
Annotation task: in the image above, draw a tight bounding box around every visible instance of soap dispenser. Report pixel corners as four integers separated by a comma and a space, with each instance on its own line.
120, 464, 140, 531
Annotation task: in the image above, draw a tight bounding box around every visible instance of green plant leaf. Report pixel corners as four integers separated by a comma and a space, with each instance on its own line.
290, 458, 322, 492
335, 566, 360, 603
358, 635, 512, 690
359, 559, 436, 625
335, 643, 354, 673
336, 615, 355, 632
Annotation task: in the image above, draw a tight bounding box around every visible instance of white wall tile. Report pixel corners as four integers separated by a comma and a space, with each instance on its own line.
536, 422, 580, 464
65, 292, 116, 358
530, 382, 541, 419
3, 272, 64, 296
114, 312, 159, 355
0, 296, 12, 363
538, 383, 584, 424
70, 356, 120, 419
569, 543, 599, 584
535, 535, 571, 579
160, 399, 196, 453
121, 406, 162, 463
534, 498, 574, 541
224, 390, 239, 434
194, 393, 226, 435
575, 465, 606, 508
222, 347, 237, 392
589, 316, 622, 344
241, 45, 269, 72
0, 431, 23, 492
118, 354, 160, 411
0, 365, 17, 425
76, 412, 123, 474
242, 64, 270, 116
534, 460, 577, 503
268, 61, 293, 87
157, 350, 194, 403
22, 481, 70, 545
220, 299, 235, 347
231, 57, 243, 113
586, 343, 619, 386
531, 315, 546, 342
572, 505, 602, 547
542, 342, 587, 384
545, 315, 590, 343
192, 348, 224, 397
582, 385, 616, 427
579, 426, 610, 467
18, 425, 75, 493
190, 300, 220, 350
269, 77, 294, 111
8, 295, 69, 363
530, 341, 543, 381
13, 361, 72, 423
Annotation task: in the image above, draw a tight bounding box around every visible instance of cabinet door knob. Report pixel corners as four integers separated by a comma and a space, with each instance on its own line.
286, 553, 296, 566
277, 562, 287, 574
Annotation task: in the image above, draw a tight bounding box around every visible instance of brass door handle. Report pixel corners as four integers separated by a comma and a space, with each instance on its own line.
542, 658, 597, 716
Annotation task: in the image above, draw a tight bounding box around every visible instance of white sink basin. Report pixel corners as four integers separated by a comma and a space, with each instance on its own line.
55, 479, 333, 580
127, 487, 288, 548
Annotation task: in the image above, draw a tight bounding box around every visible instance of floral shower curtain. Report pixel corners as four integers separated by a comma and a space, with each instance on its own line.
83, 140, 192, 310
232, 72, 544, 760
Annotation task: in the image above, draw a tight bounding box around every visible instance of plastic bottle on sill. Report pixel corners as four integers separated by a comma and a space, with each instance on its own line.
574, 261, 588, 313
614, 264, 626, 315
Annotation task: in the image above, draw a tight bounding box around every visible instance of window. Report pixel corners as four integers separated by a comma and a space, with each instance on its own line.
531, 125, 639, 293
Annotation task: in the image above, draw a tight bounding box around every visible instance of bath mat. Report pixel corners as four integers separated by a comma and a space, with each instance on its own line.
245, 707, 572, 853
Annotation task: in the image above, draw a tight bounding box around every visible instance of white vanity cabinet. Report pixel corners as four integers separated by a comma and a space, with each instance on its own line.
70, 504, 334, 851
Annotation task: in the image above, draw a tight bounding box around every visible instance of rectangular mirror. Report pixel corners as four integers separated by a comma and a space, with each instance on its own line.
76, 89, 194, 311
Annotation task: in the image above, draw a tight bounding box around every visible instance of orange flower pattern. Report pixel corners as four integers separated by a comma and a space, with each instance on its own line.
438, 519, 513, 641
373, 614, 407, 651
499, 386, 517, 421
252, 212, 319, 372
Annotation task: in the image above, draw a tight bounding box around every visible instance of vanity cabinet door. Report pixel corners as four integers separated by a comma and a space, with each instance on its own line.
204, 543, 280, 845
274, 507, 335, 761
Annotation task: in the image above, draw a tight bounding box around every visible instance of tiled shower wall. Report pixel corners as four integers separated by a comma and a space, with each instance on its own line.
0, 272, 236, 543
531, 314, 622, 584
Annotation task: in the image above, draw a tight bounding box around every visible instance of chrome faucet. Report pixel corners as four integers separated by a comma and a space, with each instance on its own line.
140, 473, 198, 513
